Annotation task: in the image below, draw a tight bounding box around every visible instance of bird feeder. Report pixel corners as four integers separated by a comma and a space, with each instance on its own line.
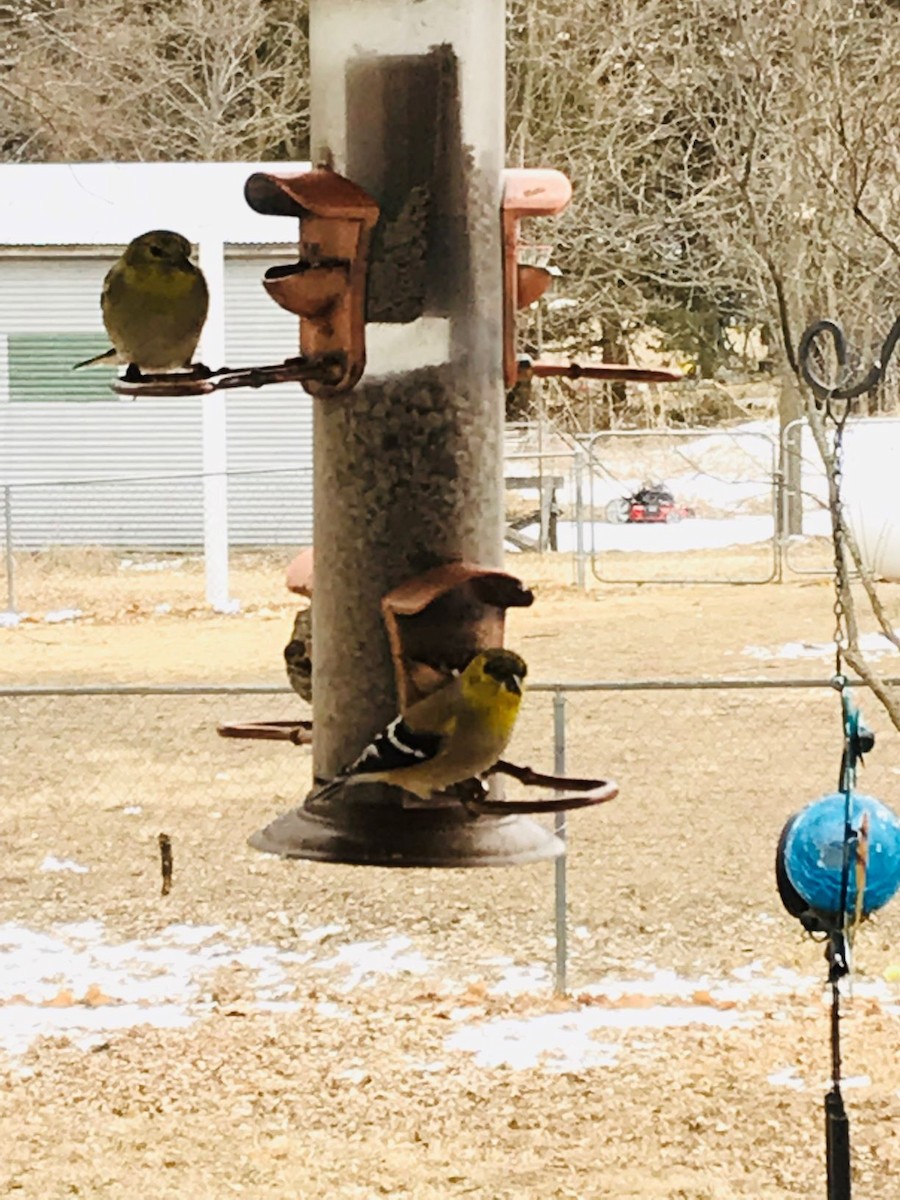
218, 0, 620, 867
245, 560, 616, 867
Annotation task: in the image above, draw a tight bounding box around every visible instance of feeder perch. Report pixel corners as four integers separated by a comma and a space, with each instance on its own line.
218, 719, 313, 747
380, 561, 534, 711
110, 357, 346, 398
517, 359, 682, 386
244, 166, 380, 396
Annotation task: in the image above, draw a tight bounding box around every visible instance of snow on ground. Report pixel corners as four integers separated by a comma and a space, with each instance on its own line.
513, 417, 900, 563
0, 920, 313, 1059
3, 920, 898, 1075
744, 628, 900, 663
444, 1004, 747, 1072
547, 516, 777, 554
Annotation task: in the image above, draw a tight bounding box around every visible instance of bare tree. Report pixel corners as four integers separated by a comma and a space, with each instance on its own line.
1, 0, 310, 161
506, 0, 899, 399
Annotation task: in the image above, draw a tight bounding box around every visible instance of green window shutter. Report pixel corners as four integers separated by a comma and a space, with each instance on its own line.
7, 334, 116, 402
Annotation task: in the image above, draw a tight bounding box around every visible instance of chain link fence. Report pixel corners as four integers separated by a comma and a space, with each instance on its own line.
2, 416, 897, 619
4, 677, 899, 993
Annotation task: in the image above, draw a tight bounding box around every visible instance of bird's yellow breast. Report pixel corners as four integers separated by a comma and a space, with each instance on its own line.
119, 262, 200, 299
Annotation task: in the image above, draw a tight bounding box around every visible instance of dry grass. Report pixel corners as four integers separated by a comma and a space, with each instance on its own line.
1, 550, 900, 1198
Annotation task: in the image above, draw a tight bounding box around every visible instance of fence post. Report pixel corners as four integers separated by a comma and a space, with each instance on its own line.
553, 688, 568, 994
574, 450, 586, 590
3, 485, 13, 614
772, 464, 785, 583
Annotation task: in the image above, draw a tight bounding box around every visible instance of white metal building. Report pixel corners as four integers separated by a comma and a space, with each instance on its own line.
0, 163, 316, 604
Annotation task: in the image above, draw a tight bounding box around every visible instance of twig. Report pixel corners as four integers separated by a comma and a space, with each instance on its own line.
158, 833, 173, 896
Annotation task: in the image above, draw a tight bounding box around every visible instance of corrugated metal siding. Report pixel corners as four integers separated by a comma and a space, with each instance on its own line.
0, 252, 313, 549
223, 257, 313, 548
0, 399, 204, 548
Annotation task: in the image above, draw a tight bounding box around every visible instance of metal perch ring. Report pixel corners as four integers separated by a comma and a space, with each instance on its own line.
216, 721, 616, 813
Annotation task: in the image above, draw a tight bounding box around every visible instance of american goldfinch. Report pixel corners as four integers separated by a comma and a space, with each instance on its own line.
284, 607, 313, 704
312, 648, 527, 802
73, 230, 209, 374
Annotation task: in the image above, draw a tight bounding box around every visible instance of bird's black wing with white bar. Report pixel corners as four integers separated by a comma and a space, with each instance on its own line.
347, 716, 444, 777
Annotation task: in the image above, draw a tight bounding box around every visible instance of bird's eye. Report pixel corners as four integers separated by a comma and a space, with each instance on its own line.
149, 245, 164, 258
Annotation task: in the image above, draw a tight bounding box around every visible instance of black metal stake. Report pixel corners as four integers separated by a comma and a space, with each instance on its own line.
825, 944, 851, 1200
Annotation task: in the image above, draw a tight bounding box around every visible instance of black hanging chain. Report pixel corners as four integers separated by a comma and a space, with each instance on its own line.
795, 317, 899, 1200
795, 315, 900, 679
828, 408, 851, 685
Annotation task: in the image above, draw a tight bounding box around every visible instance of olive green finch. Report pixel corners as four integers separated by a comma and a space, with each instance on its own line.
74, 230, 209, 374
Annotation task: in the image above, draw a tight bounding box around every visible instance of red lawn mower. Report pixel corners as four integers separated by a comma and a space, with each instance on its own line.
605, 482, 694, 525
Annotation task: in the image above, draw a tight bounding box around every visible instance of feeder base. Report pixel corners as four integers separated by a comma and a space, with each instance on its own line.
249, 798, 562, 867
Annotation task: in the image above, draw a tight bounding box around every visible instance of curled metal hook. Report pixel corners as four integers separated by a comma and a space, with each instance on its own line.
798, 315, 900, 413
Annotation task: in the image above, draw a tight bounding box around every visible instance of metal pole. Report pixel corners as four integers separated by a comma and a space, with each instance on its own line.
773, 465, 785, 584
825, 964, 852, 1199
197, 235, 235, 614
553, 689, 568, 993
3, 485, 13, 613
574, 450, 586, 590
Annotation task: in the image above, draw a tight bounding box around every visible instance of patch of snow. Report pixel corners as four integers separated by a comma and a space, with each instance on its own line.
39, 855, 89, 874
547, 516, 778, 555
315, 1000, 352, 1020
300, 922, 344, 944
578, 964, 815, 1005
447, 1003, 748, 1073
0, 920, 312, 1060
408, 1059, 447, 1074
44, 608, 83, 624
336, 1067, 370, 1084
119, 559, 181, 573
0, 610, 22, 628
744, 629, 900, 663
768, 1067, 805, 1090
446, 1011, 620, 1071
315, 935, 432, 992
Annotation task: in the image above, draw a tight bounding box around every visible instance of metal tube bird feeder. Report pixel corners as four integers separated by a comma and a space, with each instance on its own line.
240, 0, 619, 867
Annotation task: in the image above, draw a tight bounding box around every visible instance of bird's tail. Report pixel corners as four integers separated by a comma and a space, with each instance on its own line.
72, 348, 118, 370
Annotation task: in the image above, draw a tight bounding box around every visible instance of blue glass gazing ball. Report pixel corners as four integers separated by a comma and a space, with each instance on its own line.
782, 792, 900, 918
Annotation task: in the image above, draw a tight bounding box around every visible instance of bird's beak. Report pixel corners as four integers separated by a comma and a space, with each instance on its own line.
505, 675, 523, 696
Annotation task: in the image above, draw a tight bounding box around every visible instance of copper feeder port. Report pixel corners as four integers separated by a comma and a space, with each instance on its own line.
244, 167, 380, 395
263, 261, 349, 326
515, 262, 558, 310
380, 561, 534, 711
286, 546, 314, 597
502, 167, 573, 389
